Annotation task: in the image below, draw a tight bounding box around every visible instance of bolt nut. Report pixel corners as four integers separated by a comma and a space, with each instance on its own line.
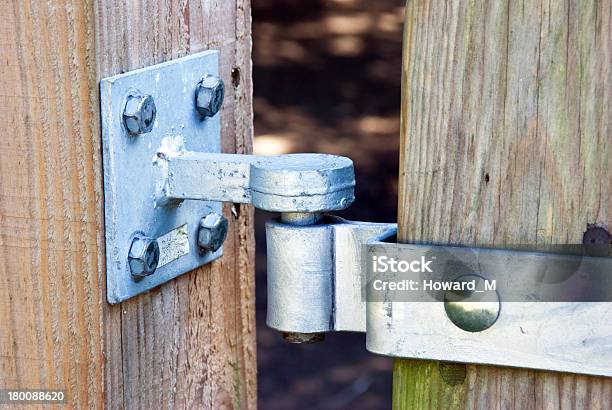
195, 75, 225, 117
128, 235, 160, 278
198, 213, 228, 252
123, 93, 156, 134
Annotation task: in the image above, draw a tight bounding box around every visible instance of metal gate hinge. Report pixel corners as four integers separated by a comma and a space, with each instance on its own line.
100, 52, 357, 302
266, 215, 397, 335
101, 53, 611, 379
266, 216, 612, 377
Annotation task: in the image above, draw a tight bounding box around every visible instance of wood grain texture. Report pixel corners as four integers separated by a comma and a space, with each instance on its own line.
0, 0, 105, 407
0, 0, 255, 408
96, 0, 256, 408
395, 0, 611, 409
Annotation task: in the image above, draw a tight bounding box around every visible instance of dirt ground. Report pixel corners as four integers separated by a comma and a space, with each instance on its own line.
252, 1, 405, 408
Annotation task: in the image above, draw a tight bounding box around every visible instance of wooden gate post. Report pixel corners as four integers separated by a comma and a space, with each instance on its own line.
0, 1, 255, 408
395, 0, 611, 408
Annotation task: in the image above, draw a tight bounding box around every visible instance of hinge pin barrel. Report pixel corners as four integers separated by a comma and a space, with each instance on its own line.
279, 211, 326, 344
280, 212, 323, 226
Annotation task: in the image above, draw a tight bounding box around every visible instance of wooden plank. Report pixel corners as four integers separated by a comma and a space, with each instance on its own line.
395, 0, 611, 408
96, 1, 256, 408
0, 0, 255, 408
0, 1, 105, 406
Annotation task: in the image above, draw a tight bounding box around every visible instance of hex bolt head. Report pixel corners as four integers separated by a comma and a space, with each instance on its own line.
198, 212, 229, 252
195, 75, 225, 118
123, 93, 156, 135
128, 235, 160, 278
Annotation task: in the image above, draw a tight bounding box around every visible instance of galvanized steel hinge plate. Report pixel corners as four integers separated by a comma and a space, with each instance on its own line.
100, 52, 356, 303
101, 51, 224, 303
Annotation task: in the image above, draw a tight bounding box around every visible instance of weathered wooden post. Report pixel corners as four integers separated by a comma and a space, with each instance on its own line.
395, 0, 611, 408
0, 1, 255, 408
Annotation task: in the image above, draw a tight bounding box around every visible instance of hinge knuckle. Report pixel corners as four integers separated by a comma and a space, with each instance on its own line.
266, 220, 334, 333
266, 217, 397, 334
161, 152, 356, 213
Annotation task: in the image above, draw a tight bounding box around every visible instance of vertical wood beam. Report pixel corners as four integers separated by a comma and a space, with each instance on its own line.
0, 0, 255, 408
0, 1, 105, 406
395, 0, 611, 408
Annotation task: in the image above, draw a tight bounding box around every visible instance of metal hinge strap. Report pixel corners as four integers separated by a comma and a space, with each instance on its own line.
265, 216, 612, 378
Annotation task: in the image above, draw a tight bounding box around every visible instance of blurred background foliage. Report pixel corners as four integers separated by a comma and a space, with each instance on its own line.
253, 0, 405, 408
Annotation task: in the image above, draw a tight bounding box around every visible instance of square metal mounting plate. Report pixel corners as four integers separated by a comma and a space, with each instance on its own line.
100, 51, 222, 304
